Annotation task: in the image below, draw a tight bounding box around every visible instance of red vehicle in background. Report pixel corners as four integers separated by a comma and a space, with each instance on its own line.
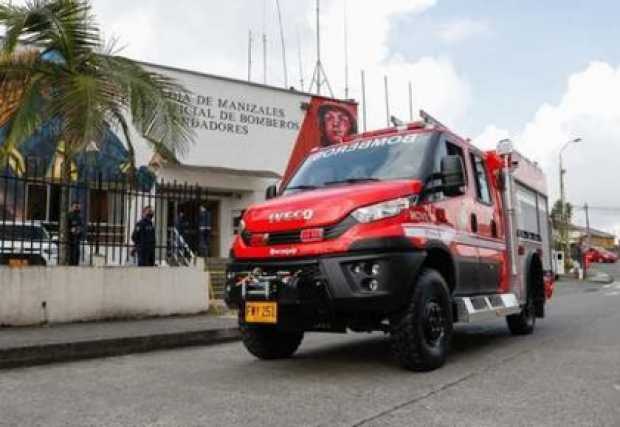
225, 112, 555, 371
602, 249, 619, 263
586, 247, 618, 263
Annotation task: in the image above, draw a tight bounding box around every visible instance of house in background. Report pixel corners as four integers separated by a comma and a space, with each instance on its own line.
568, 224, 617, 250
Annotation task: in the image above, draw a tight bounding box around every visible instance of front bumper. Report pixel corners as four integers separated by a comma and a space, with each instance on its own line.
225, 250, 425, 331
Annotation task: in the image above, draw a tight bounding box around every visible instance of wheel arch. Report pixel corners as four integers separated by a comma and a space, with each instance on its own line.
420, 242, 458, 295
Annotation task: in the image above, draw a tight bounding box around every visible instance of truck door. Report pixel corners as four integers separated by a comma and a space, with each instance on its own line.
426, 136, 479, 296
468, 151, 503, 294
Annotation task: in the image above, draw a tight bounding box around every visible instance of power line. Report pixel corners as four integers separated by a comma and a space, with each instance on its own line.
574, 205, 620, 212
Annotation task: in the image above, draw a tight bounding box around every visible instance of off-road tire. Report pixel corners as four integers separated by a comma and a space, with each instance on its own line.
240, 322, 304, 360
506, 302, 536, 334
506, 292, 536, 335
390, 269, 453, 371
507, 261, 539, 335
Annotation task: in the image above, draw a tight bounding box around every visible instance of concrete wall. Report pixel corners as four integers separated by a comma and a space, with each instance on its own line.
0, 265, 210, 326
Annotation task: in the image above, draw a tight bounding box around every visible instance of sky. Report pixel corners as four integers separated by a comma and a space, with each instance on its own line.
5, 0, 620, 237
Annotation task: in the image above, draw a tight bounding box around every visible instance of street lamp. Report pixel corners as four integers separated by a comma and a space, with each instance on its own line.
559, 137, 582, 266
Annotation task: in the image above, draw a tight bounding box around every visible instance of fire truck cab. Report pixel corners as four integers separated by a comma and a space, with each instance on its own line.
225, 112, 554, 371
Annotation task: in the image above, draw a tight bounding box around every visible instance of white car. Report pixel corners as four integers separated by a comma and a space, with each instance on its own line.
0, 221, 58, 266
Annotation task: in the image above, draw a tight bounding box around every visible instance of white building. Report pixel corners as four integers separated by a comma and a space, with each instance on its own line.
130, 62, 358, 257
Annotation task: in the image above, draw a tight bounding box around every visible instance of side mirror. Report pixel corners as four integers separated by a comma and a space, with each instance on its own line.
265, 184, 278, 200
440, 155, 466, 197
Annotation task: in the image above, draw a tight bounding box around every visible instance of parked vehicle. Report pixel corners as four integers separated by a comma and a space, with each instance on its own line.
586, 247, 618, 263
225, 112, 554, 371
0, 222, 58, 266
602, 249, 619, 263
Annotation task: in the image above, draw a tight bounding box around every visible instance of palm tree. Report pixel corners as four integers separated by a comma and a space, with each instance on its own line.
0, 0, 194, 264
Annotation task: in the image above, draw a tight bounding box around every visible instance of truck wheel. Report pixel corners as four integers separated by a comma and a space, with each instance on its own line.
390, 269, 453, 371
240, 323, 304, 360
506, 295, 536, 335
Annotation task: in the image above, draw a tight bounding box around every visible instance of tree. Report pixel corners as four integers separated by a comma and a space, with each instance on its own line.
551, 199, 573, 231
0, 0, 193, 264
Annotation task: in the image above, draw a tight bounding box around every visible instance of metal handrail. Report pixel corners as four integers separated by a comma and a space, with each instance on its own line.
168, 227, 195, 266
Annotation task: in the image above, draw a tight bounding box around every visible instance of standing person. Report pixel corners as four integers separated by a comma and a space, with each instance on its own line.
132, 206, 156, 266
198, 205, 212, 258
67, 202, 83, 266
571, 237, 585, 279
175, 211, 189, 242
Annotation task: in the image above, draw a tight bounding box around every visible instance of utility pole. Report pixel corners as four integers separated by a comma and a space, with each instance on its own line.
559, 137, 582, 266
585, 203, 591, 247
559, 153, 566, 257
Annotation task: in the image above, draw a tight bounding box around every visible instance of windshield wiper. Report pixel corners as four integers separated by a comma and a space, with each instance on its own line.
323, 178, 381, 186
285, 185, 320, 191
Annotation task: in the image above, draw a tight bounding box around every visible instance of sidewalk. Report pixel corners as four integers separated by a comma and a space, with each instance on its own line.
0, 313, 239, 369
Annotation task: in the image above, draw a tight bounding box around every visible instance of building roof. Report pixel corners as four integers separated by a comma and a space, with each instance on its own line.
569, 224, 616, 239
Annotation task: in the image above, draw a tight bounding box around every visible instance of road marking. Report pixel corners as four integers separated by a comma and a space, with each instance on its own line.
605, 291, 620, 297
614, 384, 620, 392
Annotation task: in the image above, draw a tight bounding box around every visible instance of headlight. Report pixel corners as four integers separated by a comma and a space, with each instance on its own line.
351, 197, 413, 223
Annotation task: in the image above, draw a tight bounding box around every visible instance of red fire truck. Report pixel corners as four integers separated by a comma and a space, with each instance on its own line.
225, 112, 554, 371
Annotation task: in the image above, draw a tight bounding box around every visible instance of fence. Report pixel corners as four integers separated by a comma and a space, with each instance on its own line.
0, 164, 209, 267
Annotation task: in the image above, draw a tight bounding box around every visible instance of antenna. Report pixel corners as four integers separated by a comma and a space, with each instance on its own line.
308, 0, 333, 97
263, 33, 268, 84
262, 0, 267, 84
247, 30, 253, 81
361, 70, 367, 131
344, 0, 349, 99
297, 31, 305, 91
384, 75, 390, 127
408, 81, 413, 121
275, 0, 288, 88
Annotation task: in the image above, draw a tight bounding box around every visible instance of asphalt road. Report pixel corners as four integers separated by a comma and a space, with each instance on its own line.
1, 265, 620, 427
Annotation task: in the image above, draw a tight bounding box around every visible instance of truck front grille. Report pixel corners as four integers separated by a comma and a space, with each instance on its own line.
241, 216, 357, 246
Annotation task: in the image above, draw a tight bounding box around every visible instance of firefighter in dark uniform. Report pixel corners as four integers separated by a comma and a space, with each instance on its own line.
132, 206, 156, 266
198, 205, 212, 257
67, 202, 83, 266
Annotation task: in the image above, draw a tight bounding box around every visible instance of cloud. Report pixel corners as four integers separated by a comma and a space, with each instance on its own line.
4, 0, 473, 167
436, 18, 490, 44
474, 61, 620, 237
473, 124, 511, 151
86, 0, 470, 130
316, 0, 470, 129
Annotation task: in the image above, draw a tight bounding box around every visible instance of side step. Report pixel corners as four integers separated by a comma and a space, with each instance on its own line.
454, 293, 522, 323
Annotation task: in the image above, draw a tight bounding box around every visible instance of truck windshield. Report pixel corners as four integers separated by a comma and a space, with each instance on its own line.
284, 132, 432, 194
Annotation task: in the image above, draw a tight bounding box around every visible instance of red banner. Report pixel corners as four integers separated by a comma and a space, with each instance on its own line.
281, 97, 358, 185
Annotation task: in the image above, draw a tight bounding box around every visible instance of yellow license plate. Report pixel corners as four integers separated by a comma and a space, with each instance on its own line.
245, 302, 278, 324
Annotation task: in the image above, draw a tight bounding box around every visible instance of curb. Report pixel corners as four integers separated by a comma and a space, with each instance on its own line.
587, 274, 614, 284
0, 327, 241, 370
